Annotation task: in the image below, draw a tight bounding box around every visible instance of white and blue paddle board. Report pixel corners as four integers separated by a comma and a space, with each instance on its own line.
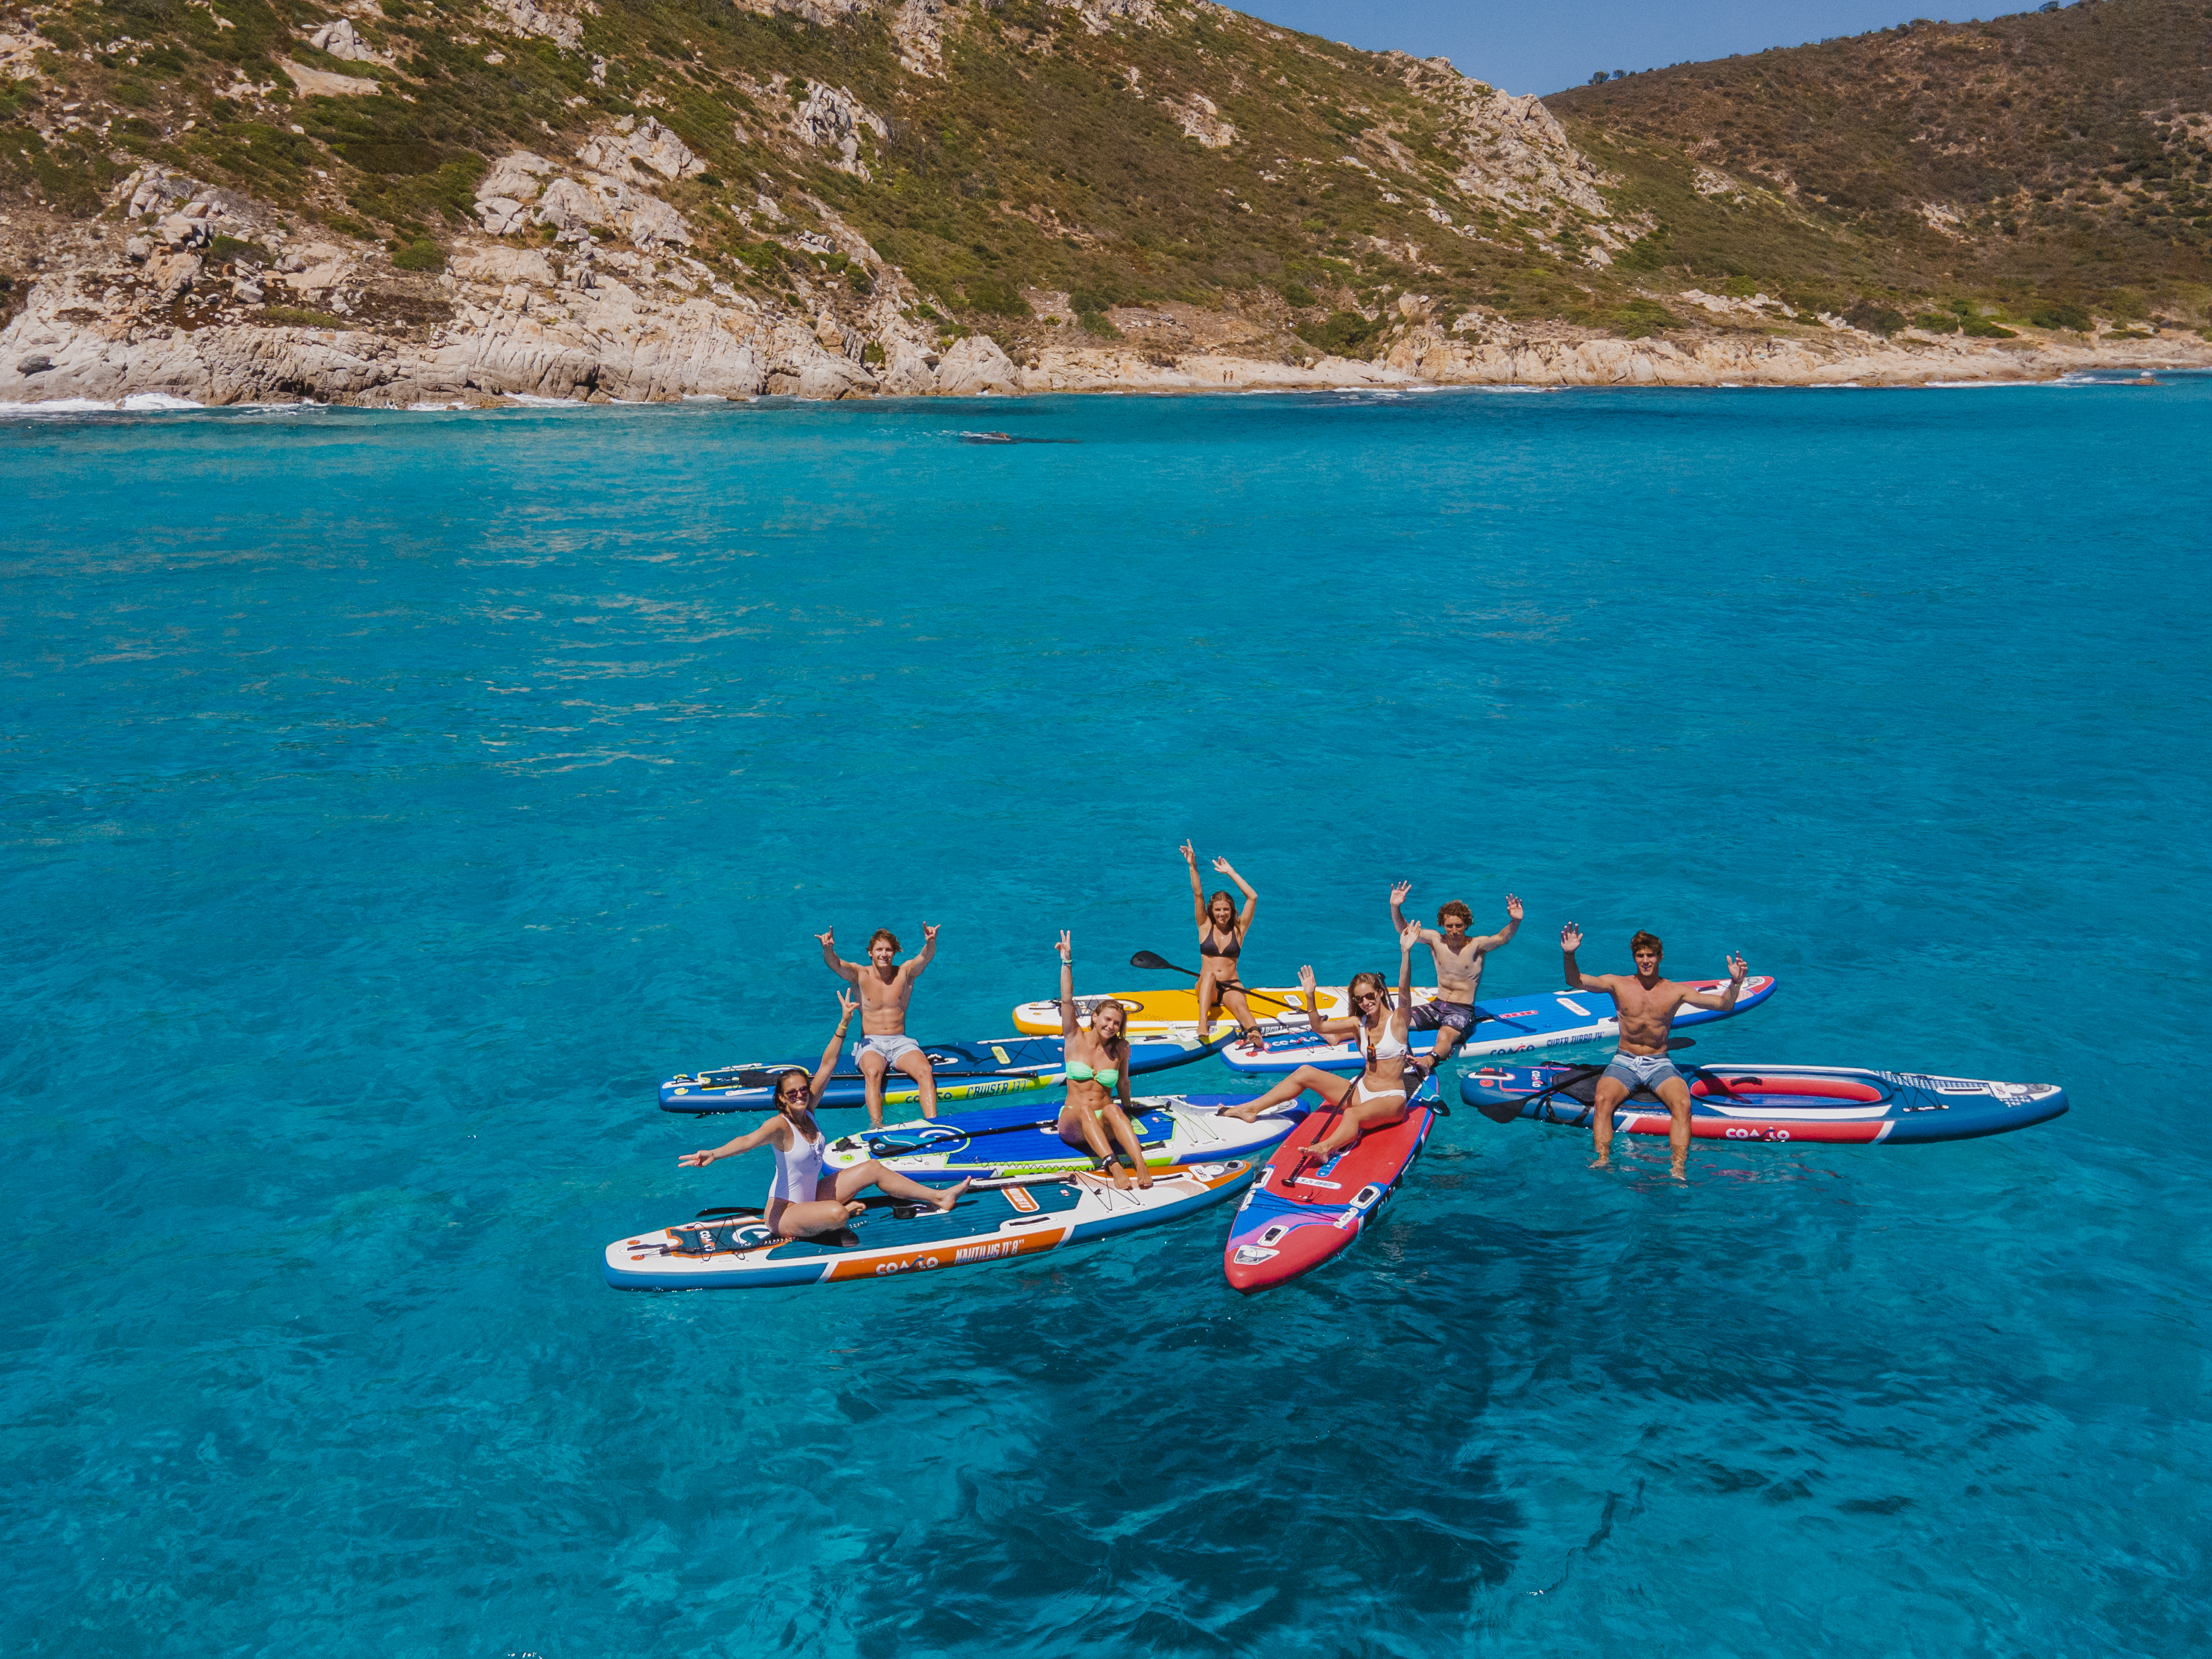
1218, 976, 1778, 1074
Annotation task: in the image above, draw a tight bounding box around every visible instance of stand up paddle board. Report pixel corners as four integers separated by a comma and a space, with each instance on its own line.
603, 1160, 1254, 1290
1221, 1077, 1440, 1294
1459, 1061, 2067, 1145
660, 1031, 1219, 1113
1010, 985, 1438, 1036
822, 1093, 1310, 1182
1219, 978, 1778, 1074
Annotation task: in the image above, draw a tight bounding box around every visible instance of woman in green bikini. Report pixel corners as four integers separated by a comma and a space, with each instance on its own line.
1054, 931, 1153, 1188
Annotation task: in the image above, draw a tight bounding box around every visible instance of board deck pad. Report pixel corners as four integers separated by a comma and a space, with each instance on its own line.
1459, 1062, 2068, 1146
1218, 977, 1779, 1073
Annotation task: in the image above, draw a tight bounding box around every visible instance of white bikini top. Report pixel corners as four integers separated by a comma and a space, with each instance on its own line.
768, 1115, 827, 1204
1365, 1011, 1408, 1062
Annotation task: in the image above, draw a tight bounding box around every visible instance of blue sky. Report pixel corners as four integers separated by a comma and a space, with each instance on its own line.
1236, 0, 2004, 96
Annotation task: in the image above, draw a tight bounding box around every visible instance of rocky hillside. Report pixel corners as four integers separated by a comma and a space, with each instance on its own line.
1549, 0, 2212, 326
1, 0, 2207, 404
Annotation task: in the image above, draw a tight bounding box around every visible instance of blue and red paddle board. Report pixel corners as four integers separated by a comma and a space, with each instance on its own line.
1221, 1077, 1439, 1293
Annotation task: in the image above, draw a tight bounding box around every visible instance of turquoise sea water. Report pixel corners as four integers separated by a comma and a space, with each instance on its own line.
5, 379, 2208, 1657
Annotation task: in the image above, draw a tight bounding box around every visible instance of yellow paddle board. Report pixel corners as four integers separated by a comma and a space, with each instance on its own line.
1010, 984, 1437, 1035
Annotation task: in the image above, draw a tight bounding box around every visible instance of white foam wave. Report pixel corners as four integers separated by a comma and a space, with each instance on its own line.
120, 392, 205, 411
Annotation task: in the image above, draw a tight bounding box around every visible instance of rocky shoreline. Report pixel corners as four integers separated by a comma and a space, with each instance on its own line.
5, 166, 2208, 410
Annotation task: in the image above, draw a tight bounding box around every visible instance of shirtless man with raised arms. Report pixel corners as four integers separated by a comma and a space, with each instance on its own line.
1560, 924, 1748, 1179
818, 923, 940, 1127
1389, 883, 1522, 1077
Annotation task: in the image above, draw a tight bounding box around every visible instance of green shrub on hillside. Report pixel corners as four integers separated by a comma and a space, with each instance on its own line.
2029, 302, 2090, 331
1960, 317, 2017, 338
1610, 299, 1678, 338
1076, 309, 1120, 338
391, 239, 445, 272
1913, 313, 1961, 333
1295, 309, 1383, 356
1279, 281, 1316, 308
1843, 302, 1906, 336
961, 274, 1031, 316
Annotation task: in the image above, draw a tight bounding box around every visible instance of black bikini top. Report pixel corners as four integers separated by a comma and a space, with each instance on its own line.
1202, 925, 1241, 960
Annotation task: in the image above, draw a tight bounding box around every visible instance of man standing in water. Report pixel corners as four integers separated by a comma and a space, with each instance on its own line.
1389, 883, 1522, 1078
1560, 924, 1748, 1179
818, 924, 940, 1127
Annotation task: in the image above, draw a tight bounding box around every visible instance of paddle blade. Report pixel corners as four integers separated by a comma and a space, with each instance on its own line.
1667, 1038, 1696, 1050
1130, 950, 1175, 971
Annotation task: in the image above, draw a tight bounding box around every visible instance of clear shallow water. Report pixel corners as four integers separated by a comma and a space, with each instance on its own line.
4, 381, 2208, 1658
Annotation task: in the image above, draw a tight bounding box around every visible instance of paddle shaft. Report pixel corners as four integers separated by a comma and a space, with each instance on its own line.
1129, 953, 1305, 1016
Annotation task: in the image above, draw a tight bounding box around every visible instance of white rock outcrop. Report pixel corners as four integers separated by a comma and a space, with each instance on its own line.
307, 20, 384, 61
1170, 93, 1237, 149
934, 334, 1021, 396
576, 116, 706, 181
279, 58, 379, 96
489, 0, 584, 49
793, 83, 888, 178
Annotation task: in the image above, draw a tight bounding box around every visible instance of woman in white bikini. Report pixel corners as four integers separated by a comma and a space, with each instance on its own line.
1052, 931, 1153, 1189
1181, 840, 1260, 1043
1220, 923, 1424, 1168
677, 991, 970, 1238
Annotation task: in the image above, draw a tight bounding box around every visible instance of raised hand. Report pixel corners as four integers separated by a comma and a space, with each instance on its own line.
923, 923, 940, 945
837, 989, 858, 1018
1561, 922, 1583, 953
1179, 839, 1196, 865
815, 927, 836, 950
1727, 953, 1748, 982
1297, 963, 1318, 989
1390, 880, 1412, 906
1506, 893, 1523, 922
1400, 919, 1423, 951
1211, 855, 1235, 875
1057, 930, 1072, 963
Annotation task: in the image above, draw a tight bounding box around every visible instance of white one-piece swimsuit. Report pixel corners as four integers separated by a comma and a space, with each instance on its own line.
768, 1116, 829, 1204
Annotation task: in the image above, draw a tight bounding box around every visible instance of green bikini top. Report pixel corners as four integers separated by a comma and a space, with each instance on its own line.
1066, 1060, 1120, 1089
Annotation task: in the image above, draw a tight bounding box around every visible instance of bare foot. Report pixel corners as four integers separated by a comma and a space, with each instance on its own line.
1219, 1103, 1260, 1122
1589, 1156, 1612, 1170
1134, 1165, 1154, 1189
932, 1179, 972, 1212
844, 1200, 867, 1219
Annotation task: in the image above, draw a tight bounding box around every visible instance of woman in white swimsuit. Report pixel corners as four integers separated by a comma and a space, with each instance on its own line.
678, 991, 970, 1238
1220, 923, 1424, 1167
1181, 839, 1260, 1043
1052, 931, 1153, 1188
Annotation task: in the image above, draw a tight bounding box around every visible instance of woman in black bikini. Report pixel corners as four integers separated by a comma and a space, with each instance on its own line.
1181, 839, 1260, 1043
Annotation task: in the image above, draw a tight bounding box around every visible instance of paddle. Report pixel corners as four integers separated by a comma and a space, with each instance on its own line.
1128, 951, 1307, 1019
1497, 1039, 1702, 1124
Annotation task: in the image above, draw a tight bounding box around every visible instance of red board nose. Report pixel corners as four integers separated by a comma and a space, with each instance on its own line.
1225, 1219, 1351, 1294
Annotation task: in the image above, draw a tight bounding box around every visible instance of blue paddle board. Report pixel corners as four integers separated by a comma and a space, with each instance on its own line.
1219, 976, 1777, 1074
661, 1031, 1222, 1112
